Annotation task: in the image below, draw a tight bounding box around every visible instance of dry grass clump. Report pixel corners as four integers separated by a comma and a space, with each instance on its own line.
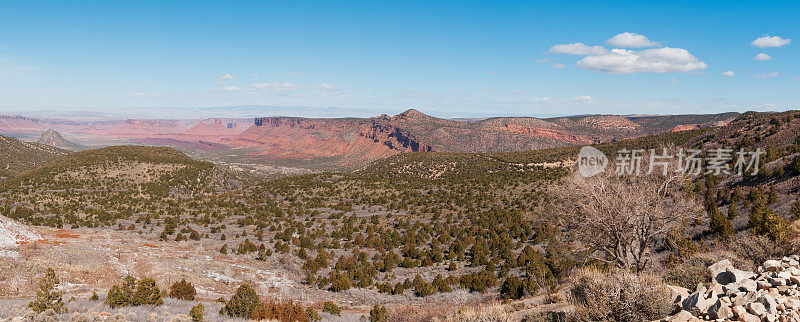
252, 300, 308, 322
568, 268, 672, 321
663, 256, 711, 290
443, 304, 513, 322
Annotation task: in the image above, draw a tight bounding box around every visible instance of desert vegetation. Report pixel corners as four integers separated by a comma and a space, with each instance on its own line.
3, 111, 800, 320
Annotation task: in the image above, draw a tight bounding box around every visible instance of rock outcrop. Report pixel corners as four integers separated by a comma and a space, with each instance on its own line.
36, 129, 82, 151
665, 256, 800, 321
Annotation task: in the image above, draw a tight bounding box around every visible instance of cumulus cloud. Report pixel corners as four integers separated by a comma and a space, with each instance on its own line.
553, 63, 566, 69
251, 82, 296, 90
751, 35, 792, 48
219, 74, 234, 80
606, 32, 658, 48
287, 71, 306, 76
531, 97, 551, 103
220, 86, 240, 91
721, 70, 735, 77
754, 53, 772, 61
317, 83, 336, 90
547, 43, 608, 55
576, 47, 707, 74
755, 72, 779, 79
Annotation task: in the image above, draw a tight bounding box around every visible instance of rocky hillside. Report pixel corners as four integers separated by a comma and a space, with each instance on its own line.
226, 109, 737, 169
35, 129, 82, 151
0, 134, 69, 179
667, 257, 800, 321
0, 215, 41, 249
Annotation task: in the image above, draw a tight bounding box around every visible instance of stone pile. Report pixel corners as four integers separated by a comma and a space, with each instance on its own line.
666, 256, 800, 321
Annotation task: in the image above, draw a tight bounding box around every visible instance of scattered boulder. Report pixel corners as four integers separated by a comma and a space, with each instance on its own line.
666, 256, 800, 321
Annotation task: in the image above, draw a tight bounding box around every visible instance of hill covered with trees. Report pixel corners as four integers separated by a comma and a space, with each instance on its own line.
0, 134, 69, 179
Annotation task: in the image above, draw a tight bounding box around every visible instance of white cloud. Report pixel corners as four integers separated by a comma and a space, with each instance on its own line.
553, 63, 566, 69
755, 72, 779, 79
219, 74, 234, 80
547, 43, 608, 55
287, 71, 306, 76
534, 58, 551, 63
721, 70, 735, 77
606, 32, 659, 48
531, 97, 551, 103
317, 83, 336, 90
576, 47, 707, 74
573, 95, 593, 102
251, 82, 296, 90
666, 78, 679, 84
128, 92, 163, 98
754, 53, 772, 61
220, 86, 240, 91
751, 35, 792, 48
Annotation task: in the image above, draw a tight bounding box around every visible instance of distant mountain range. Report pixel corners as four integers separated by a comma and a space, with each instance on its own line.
0, 110, 739, 169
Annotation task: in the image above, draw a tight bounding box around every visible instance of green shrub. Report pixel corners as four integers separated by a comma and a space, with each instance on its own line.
306, 307, 321, 321
189, 303, 204, 322
105, 285, 127, 308
133, 277, 163, 306
328, 271, 351, 292
169, 279, 197, 300
500, 275, 525, 299
104, 275, 162, 307
219, 284, 260, 318
89, 291, 99, 301
369, 304, 388, 322
322, 301, 341, 316
569, 268, 672, 321
459, 269, 498, 293
709, 204, 734, 239
27, 268, 67, 314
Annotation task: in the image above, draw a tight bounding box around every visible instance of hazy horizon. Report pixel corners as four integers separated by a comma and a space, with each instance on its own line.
0, 104, 773, 122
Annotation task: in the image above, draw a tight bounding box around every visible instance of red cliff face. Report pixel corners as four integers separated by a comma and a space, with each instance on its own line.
224, 115, 433, 166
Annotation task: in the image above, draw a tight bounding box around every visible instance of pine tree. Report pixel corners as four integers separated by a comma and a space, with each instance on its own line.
27, 268, 67, 314
169, 278, 197, 301
369, 304, 388, 322
133, 277, 163, 306
219, 284, 260, 318
709, 203, 734, 239
105, 285, 127, 308
727, 205, 739, 220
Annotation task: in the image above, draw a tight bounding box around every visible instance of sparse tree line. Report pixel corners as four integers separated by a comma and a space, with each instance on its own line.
27, 267, 392, 321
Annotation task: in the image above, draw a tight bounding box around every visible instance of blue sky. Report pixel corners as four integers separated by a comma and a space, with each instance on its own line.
0, 0, 798, 118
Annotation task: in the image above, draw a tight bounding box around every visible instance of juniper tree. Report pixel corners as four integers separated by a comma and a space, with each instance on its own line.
27, 268, 67, 314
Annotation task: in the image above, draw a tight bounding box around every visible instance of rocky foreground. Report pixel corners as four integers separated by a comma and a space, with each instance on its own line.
666, 256, 800, 321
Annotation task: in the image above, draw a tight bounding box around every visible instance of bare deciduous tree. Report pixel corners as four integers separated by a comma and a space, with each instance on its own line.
557, 170, 701, 272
